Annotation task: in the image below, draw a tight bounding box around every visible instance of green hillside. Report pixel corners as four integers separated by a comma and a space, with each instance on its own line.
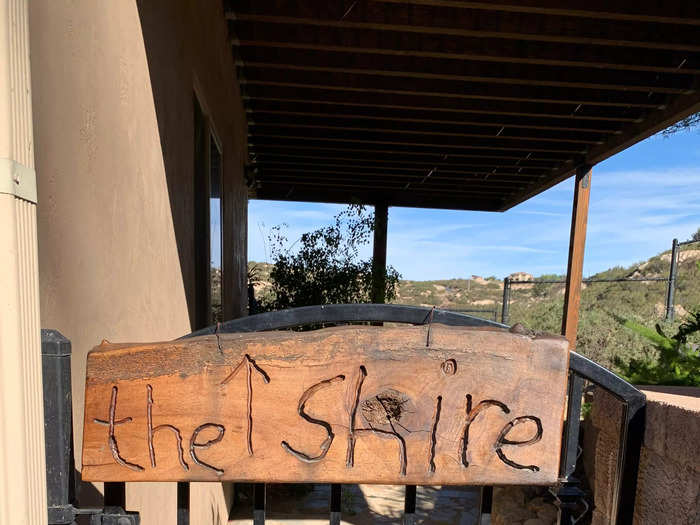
249, 245, 700, 372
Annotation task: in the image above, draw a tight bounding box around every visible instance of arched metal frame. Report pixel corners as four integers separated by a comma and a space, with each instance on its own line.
171, 304, 645, 525
186, 303, 509, 337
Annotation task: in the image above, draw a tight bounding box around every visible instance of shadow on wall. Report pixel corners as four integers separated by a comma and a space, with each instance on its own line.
136, 0, 199, 328
136, 0, 248, 329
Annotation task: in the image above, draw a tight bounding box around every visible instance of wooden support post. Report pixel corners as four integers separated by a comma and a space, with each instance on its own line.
371, 203, 389, 304
562, 166, 592, 349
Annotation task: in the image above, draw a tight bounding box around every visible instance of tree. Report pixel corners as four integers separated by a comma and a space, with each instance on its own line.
688, 227, 700, 243
259, 205, 401, 311
661, 112, 700, 136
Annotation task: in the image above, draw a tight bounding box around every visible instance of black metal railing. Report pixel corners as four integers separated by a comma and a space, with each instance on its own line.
44, 304, 645, 525
501, 236, 700, 325
42, 329, 140, 525
501, 276, 669, 325
451, 308, 499, 322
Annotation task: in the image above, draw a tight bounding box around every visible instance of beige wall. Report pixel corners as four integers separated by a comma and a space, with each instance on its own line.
29, 1, 247, 523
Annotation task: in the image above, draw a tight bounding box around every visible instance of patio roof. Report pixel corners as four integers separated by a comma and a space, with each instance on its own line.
226, 1, 700, 211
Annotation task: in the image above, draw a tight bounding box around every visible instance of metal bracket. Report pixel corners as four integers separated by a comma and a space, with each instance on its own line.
551, 479, 587, 525
0, 158, 37, 203
581, 171, 591, 189
575, 164, 592, 189
86, 506, 140, 525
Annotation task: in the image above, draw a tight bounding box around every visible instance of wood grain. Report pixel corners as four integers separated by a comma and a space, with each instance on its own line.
82, 324, 569, 485
562, 165, 592, 349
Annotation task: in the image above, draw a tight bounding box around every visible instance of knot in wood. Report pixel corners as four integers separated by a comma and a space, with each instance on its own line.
361, 389, 409, 427
441, 359, 457, 376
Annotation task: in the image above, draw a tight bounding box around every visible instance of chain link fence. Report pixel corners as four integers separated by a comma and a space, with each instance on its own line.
498, 237, 700, 369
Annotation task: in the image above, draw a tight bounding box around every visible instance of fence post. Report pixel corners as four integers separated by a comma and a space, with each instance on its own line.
42, 330, 140, 524
42, 330, 75, 525
248, 282, 258, 315
665, 238, 679, 322
501, 277, 511, 325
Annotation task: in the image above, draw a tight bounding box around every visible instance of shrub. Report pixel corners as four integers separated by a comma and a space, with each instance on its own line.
690, 227, 700, 243
259, 205, 401, 311
616, 311, 700, 386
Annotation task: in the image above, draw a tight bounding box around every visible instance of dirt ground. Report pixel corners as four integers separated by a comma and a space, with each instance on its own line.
229, 484, 482, 524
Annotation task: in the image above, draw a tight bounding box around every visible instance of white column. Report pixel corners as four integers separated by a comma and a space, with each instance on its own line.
0, 0, 47, 523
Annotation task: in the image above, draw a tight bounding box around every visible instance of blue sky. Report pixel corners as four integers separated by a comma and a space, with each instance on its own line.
246, 130, 700, 281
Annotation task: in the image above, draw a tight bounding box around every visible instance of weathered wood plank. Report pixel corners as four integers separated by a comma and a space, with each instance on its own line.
82, 325, 569, 484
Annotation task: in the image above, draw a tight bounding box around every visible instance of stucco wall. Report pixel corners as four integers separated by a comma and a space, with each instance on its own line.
29, 1, 247, 523
583, 388, 700, 524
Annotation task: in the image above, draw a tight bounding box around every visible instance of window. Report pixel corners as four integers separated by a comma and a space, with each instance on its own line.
209, 136, 223, 324
193, 95, 224, 328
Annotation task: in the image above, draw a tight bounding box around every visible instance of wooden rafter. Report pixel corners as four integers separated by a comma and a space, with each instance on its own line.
372, 0, 700, 26
242, 92, 646, 122
501, 87, 700, 210
250, 133, 586, 155
232, 36, 700, 76
226, 1, 700, 211
248, 141, 572, 161
241, 77, 665, 109
235, 43, 695, 93
247, 106, 623, 133
252, 160, 547, 177
249, 152, 560, 170
228, 10, 700, 53
257, 168, 539, 185
248, 122, 603, 145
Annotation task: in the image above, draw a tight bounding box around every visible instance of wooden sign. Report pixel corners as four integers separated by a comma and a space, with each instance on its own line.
82, 325, 569, 485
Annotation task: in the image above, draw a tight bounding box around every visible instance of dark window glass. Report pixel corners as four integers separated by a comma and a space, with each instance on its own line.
210, 137, 223, 324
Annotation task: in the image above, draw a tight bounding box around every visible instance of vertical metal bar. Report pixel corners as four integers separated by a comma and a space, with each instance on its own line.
193, 96, 211, 330
478, 486, 492, 524
553, 373, 585, 525
613, 400, 646, 525
665, 238, 679, 321
371, 202, 389, 304
403, 485, 416, 525
254, 483, 266, 525
177, 482, 189, 525
248, 282, 258, 315
501, 277, 511, 324
560, 374, 585, 479
330, 484, 341, 525
42, 330, 76, 525
104, 482, 126, 508
568, 352, 647, 525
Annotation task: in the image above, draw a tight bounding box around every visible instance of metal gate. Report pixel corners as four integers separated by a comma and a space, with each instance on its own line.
43, 304, 645, 524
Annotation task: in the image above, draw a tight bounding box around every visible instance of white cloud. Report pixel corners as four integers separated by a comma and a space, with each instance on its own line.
513, 210, 569, 217
248, 152, 700, 279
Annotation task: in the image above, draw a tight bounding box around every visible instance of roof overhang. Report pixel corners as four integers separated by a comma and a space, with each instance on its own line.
226, 1, 700, 211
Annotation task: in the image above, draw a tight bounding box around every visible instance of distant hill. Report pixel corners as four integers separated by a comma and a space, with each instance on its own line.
249, 246, 700, 370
